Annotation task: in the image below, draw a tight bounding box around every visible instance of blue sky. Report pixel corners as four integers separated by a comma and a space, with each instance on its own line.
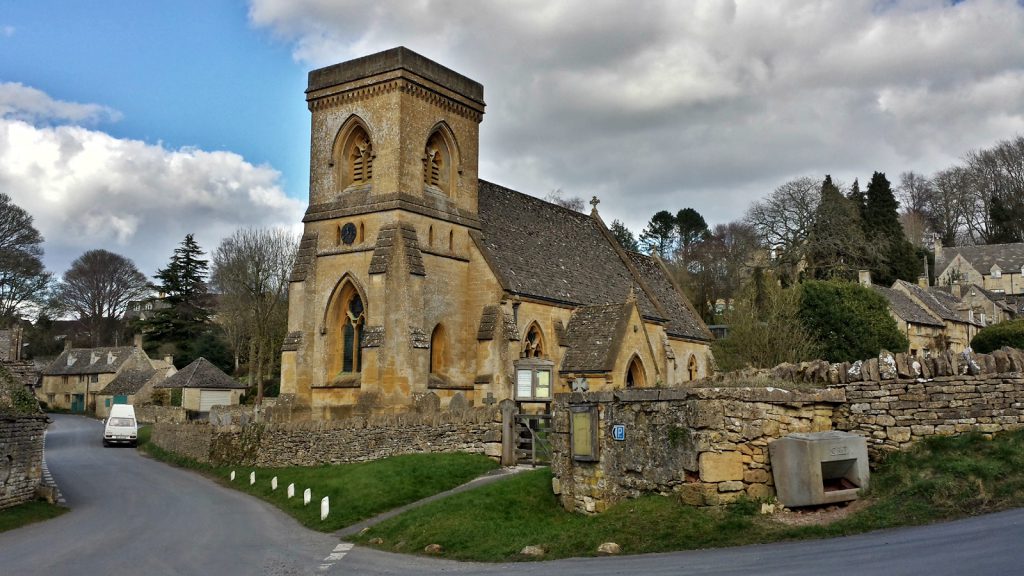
2, 0, 1024, 281
3, 0, 309, 196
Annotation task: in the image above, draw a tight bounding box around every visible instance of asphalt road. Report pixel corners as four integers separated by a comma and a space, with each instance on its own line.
0, 414, 337, 576
3, 414, 1024, 575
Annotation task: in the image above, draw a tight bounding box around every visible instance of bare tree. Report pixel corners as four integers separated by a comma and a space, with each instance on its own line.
928, 167, 969, 246
0, 193, 51, 322
743, 176, 820, 285
211, 228, 298, 404
544, 189, 586, 212
53, 250, 150, 346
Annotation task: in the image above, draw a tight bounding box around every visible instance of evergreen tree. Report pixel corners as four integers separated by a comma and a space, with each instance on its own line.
608, 219, 641, 252
674, 207, 709, 268
806, 175, 869, 280
639, 211, 677, 260
864, 172, 921, 285
140, 234, 213, 364
798, 280, 909, 362
847, 178, 867, 222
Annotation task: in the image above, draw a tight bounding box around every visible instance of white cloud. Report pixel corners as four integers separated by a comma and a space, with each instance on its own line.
0, 98, 304, 277
1, 25, 14, 38
248, 0, 1024, 233
0, 82, 122, 125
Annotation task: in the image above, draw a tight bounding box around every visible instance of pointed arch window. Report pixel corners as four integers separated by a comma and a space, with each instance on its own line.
625, 356, 646, 388
423, 127, 456, 195
334, 119, 374, 191
326, 280, 366, 378
687, 354, 698, 381
523, 323, 545, 358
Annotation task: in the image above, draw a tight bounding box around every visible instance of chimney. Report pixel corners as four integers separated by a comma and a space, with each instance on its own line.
951, 282, 961, 299
63, 338, 72, 352
858, 269, 872, 287
164, 354, 174, 366
917, 275, 929, 288
933, 234, 943, 260
132, 333, 143, 348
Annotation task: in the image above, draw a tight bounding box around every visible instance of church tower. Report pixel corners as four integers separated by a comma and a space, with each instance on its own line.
280, 47, 489, 417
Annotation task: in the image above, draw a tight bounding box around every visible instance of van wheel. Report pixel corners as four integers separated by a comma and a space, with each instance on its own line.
102, 439, 109, 447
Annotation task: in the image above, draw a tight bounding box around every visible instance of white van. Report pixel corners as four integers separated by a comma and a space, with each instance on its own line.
103, 404, 138, 447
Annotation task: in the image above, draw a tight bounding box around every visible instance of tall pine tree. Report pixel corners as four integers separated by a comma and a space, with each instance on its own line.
863, 172, 921, 285
140, 234, 214, 365
806, 175, 869, 280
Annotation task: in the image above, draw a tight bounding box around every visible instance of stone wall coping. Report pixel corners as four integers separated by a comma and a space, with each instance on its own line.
556, 386, 846, 405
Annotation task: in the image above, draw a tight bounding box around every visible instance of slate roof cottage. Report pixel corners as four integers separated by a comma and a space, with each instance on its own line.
280, 47, 713, 418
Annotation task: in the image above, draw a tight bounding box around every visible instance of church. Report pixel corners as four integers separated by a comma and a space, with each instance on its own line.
279, 47, 713, 418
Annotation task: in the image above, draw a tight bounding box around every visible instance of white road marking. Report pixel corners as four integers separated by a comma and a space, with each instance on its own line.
40, 431, 66, 504
318, 541, 355, 570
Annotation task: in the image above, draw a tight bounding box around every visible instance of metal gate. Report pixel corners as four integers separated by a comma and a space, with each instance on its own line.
515, 413, 552, 466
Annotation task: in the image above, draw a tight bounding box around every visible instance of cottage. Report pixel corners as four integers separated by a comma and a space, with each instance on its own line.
279, 47, 713, 419
154, 357, 245, 413
934, 238, 1024, 297
39, 346, 157, 413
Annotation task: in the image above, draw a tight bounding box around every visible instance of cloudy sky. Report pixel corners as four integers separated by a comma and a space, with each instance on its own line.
2, 0, 1024, 279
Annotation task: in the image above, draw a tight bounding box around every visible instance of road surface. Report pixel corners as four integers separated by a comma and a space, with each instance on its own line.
3, 414, 1023, 575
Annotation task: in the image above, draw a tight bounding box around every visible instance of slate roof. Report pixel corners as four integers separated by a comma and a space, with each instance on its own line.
476, 180, 711, 342
894, 280, 979, 325
937, 242, 1024, 274
98, 367, 158, 396
559, 302, 632, 373
154, 357, 245, 389
43, 347, 148, 376
872, 285, 944, 327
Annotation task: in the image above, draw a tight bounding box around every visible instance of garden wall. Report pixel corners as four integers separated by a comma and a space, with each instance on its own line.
152, 403, 503, 467
552, 347, 1024, 513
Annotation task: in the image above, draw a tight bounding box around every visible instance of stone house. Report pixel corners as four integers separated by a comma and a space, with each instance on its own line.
280, 47, 713, 419
38, 345, 157, 412
951, 283, 1018, 326
871, 284, 947, 357
154, 357, 245, 413
934, 238, 1024, 297
890, 279, 981, 352
95, 356, 176, 419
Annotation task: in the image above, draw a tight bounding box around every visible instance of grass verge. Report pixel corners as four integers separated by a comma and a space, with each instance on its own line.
352, 430, 1024, 561
0, 500, 68, 533
136, 425, 498, 531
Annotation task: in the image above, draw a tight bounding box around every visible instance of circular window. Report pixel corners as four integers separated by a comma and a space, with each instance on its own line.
340, 223, 357, 245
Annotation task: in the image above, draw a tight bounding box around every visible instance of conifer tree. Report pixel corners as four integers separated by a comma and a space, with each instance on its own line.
864, 172, 921, 285
140, 234, 214, 365
806, 175, 869, 280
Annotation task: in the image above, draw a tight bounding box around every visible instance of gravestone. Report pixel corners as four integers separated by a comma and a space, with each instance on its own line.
304, 488, 311, 505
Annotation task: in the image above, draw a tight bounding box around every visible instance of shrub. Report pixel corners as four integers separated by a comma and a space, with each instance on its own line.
798, 279, 908, 363
971, 319, 1024, 353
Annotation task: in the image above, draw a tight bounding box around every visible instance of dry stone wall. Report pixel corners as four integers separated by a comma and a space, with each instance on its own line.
135, 405, 186, 424
551, 346, 1024, 513
152, 405, 502, 467
0, 415, 47, 510
550, 388, 843, 513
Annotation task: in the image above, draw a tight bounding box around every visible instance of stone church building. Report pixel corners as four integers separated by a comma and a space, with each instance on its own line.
280, 47, 713, 418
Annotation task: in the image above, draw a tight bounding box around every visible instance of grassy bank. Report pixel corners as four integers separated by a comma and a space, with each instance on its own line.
137, 426, 498, 531
0, 500, 67, 533
352, 430, 1024, 561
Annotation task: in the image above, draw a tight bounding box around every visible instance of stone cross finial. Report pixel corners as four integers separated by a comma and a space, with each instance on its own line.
483, 392, 496, 406
590, 196, 600, 214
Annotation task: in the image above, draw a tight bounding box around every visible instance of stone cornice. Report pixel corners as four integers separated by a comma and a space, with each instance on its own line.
307, 73, 484, 122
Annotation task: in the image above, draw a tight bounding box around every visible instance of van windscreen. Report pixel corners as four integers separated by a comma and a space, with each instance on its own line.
108, 417, 135, 427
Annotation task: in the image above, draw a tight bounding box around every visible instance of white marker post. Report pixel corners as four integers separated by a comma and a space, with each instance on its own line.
249, 471, 256, 485
321, 496, 329, 521
271, 476, 278, 491
230, 471, 235, 482
303, 488, 311, 506
287, 483, 295, 499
